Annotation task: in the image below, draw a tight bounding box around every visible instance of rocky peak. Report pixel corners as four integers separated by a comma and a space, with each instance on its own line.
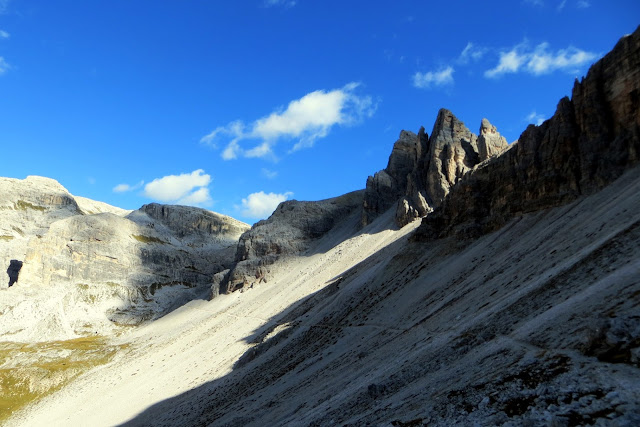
424, 109, 480, 203
363, 109, 507, 227
362, 129, 428, 227
414, 25, 640, 241
477, 118, 509, 160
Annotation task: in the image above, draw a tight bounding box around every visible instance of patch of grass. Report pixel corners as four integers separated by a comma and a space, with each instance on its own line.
0, 236, 13, 242
14, 200, 46, 212
132, 234, 167, 244
0, 336, 128, 423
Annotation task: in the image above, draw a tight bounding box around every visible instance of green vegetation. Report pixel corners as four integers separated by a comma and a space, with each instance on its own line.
14, 200, 47, 212
0, 336, 128, 423
132, 234, 167, 244
0, 236, 13, 242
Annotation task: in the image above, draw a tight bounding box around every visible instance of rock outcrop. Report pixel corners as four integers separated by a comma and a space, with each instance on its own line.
0, 176, 85, 290
363, 112, 507, 228
414, 25, 640, 241
0, 177, 249, 340
220, 191, 363, 295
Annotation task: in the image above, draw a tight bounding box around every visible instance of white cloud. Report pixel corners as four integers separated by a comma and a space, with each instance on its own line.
523, 0, 544, 6
0, 57, 9, 74
143, 170, 212, 206
577, 0, 590, 8
413, 66, 454, 89
484, 43, 528, 78
245, 141, 274, 158
113, 181, 144, 193
0, 30, 9, 39
262, 168, 278, 179
526, 111, 546, 126
0, 0, 9, 14
485, 41, 597, 78
200, 120, 243, 148
264, 0, 296, 8
221, 140, 241, 160
458, 42, 486, 64
176, 187, 211, 205
202, 83, 376, 159
557, 0, 567, 10
241, 191, 293, 219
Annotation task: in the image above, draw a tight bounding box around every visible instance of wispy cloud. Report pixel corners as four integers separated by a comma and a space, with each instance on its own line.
526, 111, 546, 126
458, 42, 487, 64
577, 0, 590, 8
262, 168, 278, 179
240, 191, 293, 219
523, 0, 544, 6
0, 57, 9, 75
143, 169, 212, 206
0, 30, 9, 39
113, 180, 144, 193
485, 41, 597, 78
202, 83, 376, 160
264, 0, 296, 8
413, 66, 454, 89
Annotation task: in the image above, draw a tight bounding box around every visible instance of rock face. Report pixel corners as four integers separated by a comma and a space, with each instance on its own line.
363, 112, 507, 228
414, 26, 640, 241
363, 129, 429, 227
221, 191, 363, 295
0, 177, 249, 340
0, 176, 84, 290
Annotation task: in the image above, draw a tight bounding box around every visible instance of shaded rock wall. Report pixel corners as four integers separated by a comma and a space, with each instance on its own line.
221, 191, 363, 295
414, 26, 640, 241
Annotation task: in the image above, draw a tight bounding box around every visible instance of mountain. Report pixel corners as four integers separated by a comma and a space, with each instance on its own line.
4, 26, 640, 427
0, 178, 248, 341
363, 113, 507, 228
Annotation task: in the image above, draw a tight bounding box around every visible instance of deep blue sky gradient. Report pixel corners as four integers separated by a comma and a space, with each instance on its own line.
0, 0, 638, 222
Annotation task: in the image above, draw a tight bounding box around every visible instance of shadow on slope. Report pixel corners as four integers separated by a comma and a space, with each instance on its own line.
120, 167, 640, 426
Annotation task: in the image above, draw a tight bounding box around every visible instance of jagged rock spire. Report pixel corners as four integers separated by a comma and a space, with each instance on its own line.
363, 109, 508, 227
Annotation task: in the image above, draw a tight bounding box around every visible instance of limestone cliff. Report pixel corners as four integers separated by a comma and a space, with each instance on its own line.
0, 178, 249, 340
414, 26, 640, 241
0, 176, 86, 291
363, 112, 507, 228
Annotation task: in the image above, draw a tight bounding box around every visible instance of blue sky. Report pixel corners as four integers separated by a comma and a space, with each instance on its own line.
0, 1, 637, 224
